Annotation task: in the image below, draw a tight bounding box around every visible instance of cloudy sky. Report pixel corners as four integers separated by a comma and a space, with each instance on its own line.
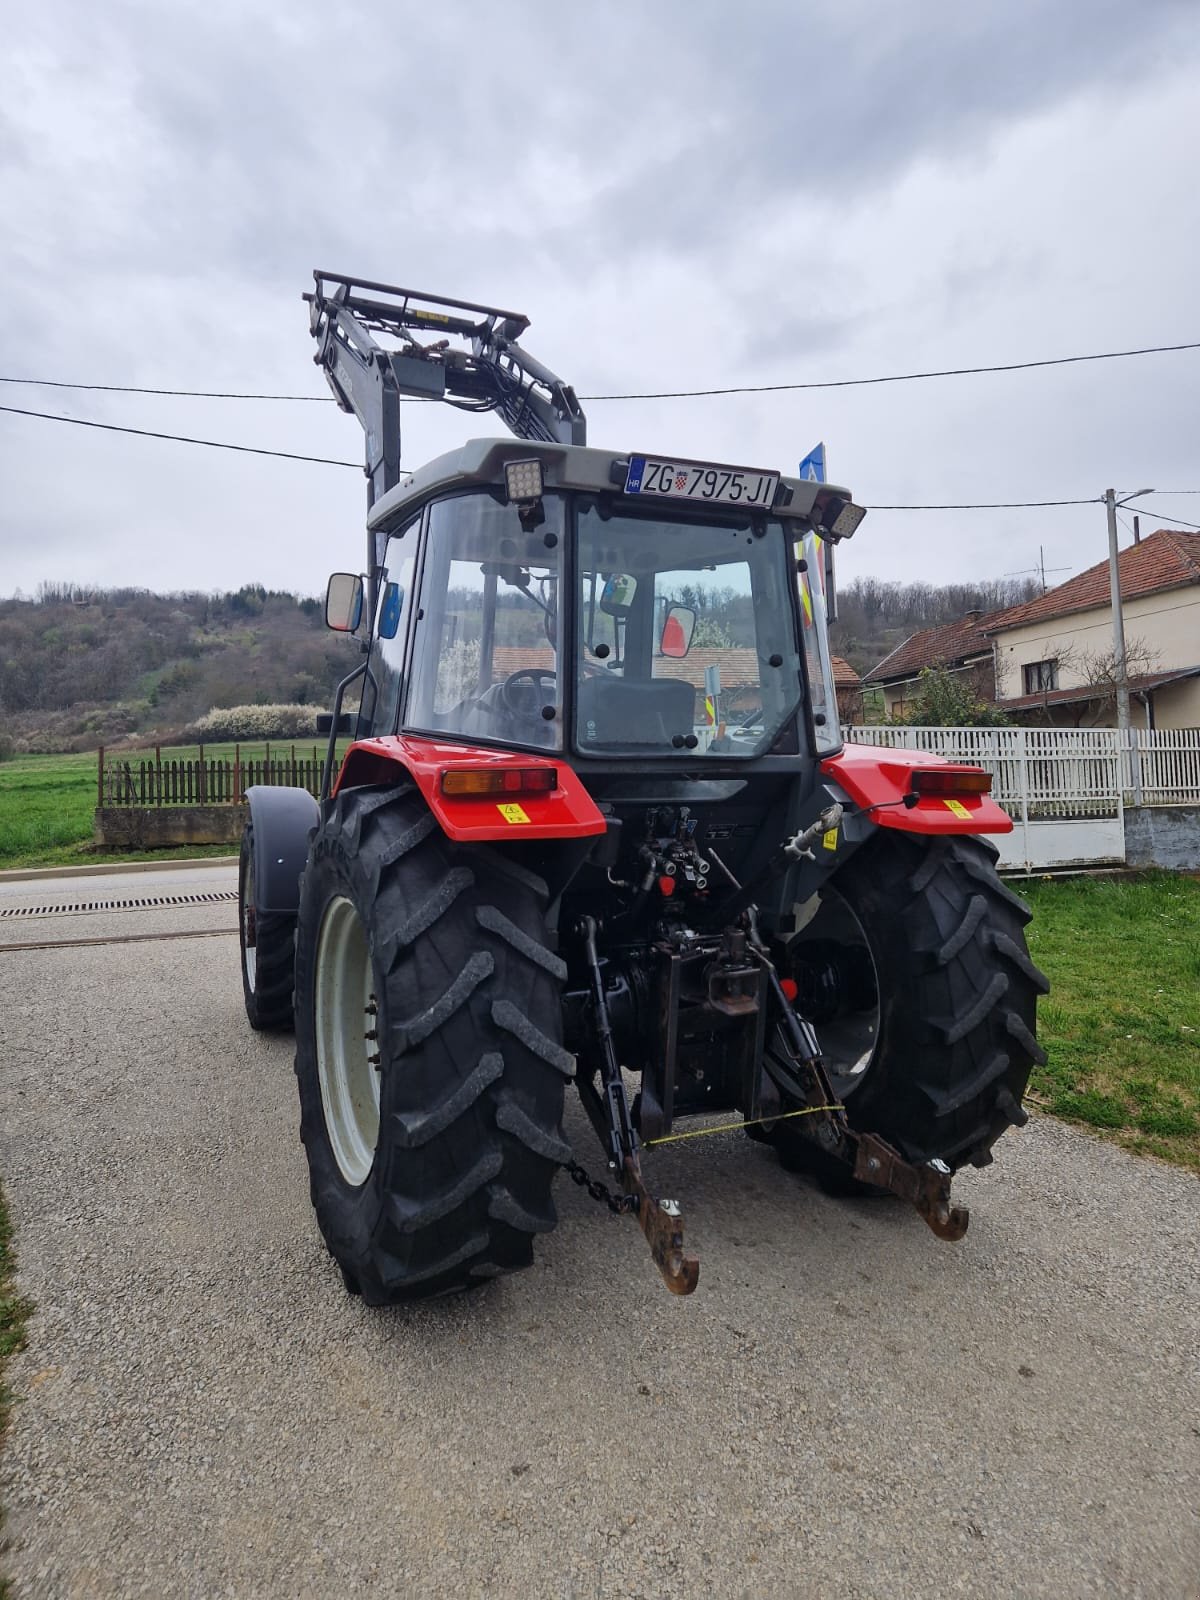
3, 0, 1198, 601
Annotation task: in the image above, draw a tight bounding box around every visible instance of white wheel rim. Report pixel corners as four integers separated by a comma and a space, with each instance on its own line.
241, 856, 257, 991
314, 895, 380, 1186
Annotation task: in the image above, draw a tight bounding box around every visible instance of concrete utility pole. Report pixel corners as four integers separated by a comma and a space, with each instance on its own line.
1104, 488, 1133, 743
1105, 487, 1153, 806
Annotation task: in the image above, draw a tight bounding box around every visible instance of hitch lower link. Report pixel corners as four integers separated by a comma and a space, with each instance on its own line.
575, 917, 699, 1296
747, 915, 969, 1244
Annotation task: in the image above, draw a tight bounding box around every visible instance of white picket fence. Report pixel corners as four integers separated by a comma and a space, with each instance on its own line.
839, 725, 1200, 871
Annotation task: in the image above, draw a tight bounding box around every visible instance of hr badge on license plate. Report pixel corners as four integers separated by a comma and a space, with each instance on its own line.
625, 455, 779, 509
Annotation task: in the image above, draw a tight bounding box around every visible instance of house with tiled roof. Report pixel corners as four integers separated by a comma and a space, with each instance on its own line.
986, 529, 1200, 729
863, 611, 1000, 720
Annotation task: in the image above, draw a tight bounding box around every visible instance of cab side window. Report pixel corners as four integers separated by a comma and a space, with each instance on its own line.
368, 521, 418, 737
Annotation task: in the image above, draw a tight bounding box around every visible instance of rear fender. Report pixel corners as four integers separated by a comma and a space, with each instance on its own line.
245, 785, 320, 914
821, 744, 1013, 836
332, 736, 607, 843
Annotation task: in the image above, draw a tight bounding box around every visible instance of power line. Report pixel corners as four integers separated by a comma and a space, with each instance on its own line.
1137, 504, 1200, 531
865, 498, 1099, 510
580, 340, 1200, 400
0, 377, 332, 401
2, 336, 1199, 406
0, 403, 1191, 518
0, 403, 360, 468
0, 405, 1103, 505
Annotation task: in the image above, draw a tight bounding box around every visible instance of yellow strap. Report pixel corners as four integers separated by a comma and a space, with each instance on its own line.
643, 1103, 843, 1148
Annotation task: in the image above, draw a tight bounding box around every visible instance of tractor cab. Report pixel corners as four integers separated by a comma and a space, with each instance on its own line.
339, 438, 857, 765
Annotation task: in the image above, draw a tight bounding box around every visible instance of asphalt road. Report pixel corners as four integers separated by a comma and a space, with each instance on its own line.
0, 862, 1197, 1599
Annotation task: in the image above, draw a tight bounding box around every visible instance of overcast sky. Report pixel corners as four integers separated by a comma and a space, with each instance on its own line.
3, 0, 1198, 601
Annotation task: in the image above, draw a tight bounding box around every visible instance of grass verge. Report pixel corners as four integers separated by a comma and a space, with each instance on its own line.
1022, 870, 1200, 1171
0, 742, 339, 871
0, 1179, 33, 1598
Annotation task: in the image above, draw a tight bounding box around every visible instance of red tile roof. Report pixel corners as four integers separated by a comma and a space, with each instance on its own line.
863, 613, 1000, 685
986, 530, 1200, 634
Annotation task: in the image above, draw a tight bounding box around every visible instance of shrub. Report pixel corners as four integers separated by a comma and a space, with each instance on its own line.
187, 703, 320, 741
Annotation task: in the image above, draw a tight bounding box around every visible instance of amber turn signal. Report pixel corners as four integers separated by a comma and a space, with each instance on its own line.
440, 766, 558, 797
909, 767, 993, 797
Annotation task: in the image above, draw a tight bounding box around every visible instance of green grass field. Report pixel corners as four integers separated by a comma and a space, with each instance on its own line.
1023, 871, 1200, 1170
0, 743, 333, 871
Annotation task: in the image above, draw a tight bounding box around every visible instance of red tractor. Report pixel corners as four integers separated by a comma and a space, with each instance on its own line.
237, 272, 1046, 1300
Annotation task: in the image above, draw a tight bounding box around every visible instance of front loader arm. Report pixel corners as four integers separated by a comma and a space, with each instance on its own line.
307, 270, 587, 613
307, 270, 586, 499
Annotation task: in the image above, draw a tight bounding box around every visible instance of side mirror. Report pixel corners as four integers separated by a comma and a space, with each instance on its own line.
315, 711, 355, 735
325, 572, 363, 633
599, 572, 637, 617
378, 581, 404, 641
659, 604, 696, 659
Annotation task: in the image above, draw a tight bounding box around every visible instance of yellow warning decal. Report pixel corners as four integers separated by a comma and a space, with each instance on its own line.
822, 827, 839, 851
497, 802, 531, 825
943, 799, 971, 819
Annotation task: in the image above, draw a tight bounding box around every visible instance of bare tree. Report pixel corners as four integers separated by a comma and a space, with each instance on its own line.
1022, 636, 1160, 726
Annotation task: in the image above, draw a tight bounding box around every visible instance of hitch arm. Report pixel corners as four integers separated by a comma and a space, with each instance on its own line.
748, 915, 970, 1244
575, 916, 699, 1296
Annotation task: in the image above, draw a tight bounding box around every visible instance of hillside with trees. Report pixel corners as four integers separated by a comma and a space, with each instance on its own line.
0, 570, 1046, 754
0, 583, 357, 753
828, 574, 1042, 678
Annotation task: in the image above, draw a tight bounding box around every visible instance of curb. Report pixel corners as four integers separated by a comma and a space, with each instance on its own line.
0, 856, 239, 885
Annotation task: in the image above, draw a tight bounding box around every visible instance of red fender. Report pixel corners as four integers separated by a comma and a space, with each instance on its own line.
821, 744, 1013, 835
331, 736, 607, 842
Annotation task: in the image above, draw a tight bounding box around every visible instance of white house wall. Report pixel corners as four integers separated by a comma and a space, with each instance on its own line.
993, 587, 1200, 726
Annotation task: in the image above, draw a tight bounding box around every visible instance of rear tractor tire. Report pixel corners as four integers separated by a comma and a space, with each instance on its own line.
293, 784, 571, 1302
772, 832, 1048, 1186
239, 823, 297, 1032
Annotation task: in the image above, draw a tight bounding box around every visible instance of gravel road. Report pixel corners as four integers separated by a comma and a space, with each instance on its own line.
0, 862, 1197, 1598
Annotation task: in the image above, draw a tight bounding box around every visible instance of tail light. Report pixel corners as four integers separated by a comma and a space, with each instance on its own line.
440, 766, 558, 798
909, 767, 993, 798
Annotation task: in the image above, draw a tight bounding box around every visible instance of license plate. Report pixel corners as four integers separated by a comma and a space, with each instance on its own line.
624, 455, 779, 509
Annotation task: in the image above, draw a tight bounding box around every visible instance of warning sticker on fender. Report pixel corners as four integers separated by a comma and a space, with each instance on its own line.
943, 799, 971, 819
822, 827, 838, 851
497, 803, 531, 825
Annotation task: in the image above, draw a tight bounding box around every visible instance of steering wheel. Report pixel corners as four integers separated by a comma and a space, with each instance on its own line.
499, 668, 557, 719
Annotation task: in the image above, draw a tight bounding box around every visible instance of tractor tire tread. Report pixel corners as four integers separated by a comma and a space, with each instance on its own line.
294, 786, 569, 1301
777, 831, 1047, 1177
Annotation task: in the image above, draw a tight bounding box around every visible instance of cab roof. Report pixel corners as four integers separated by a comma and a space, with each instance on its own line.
367, 437, 852, 532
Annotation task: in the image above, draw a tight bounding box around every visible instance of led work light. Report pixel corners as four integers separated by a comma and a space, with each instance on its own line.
819, 497, 867, 541
504, 459, 545, 503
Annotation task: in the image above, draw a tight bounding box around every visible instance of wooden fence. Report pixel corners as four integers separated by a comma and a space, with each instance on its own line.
98, 744, 333, 807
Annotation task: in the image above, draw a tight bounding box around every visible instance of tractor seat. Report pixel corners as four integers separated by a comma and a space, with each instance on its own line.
577, 674, 695, 747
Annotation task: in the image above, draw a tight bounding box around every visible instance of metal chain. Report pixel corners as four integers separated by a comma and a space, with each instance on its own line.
565, 1158, 639, 1215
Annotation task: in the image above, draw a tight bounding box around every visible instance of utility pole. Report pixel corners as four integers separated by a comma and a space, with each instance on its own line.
1104, 488, 1132, 744
1105, 487, 1153, 806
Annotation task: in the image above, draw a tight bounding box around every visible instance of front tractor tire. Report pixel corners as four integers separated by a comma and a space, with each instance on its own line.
239, 823, 297, 1032
775, 832, 1048, 1184
293, 784, 572, 1303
